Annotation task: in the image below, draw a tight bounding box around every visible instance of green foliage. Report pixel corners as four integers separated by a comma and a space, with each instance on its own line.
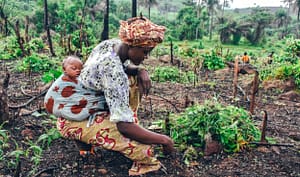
275, 38, 300, 64
8, 149, 25, 167
244, 8, 274, 45
179, 46, 199, 58
0, 36, 22, 60
0, 115, 61, 173
25, 38, 45, 53
37, 128, 62, 148
70, 28, 97, 50
15, 54, 56, 73
26, 140, 43, 167
168, 100, 261, 154
174, 7, 204, 40
42, 68, 62, 83
259, 38, 300, 89
151, 66, 195, 83
0, 122, 9, 162
202, 50, 225, 70
285, 38, 300, 59
273, 63, 300, 89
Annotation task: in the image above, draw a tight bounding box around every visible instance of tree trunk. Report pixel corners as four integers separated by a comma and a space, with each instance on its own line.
14, 20, 26, 57
0, 4, 9, 36
25, 16, 29, 43
4, 17, 8, 36
209, 11, 213, 40
67, 34, 73, 55
44, 0, 55, 56
132, 0, 137, 17
79, 0, 87, 53
101, 0, 109, 41
0, 67, 10, 124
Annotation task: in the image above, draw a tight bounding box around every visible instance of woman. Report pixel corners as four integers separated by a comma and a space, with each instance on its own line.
46, 16, 174, 176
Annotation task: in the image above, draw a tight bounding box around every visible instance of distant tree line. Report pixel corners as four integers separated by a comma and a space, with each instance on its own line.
0, 0, 299, 57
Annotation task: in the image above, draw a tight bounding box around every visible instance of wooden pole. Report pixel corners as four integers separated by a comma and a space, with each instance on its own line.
260, 110, 268, 143
250, 71, 259, 114
233, 57, 239, 98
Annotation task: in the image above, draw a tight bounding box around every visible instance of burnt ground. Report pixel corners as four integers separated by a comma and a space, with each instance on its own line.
0, 57, 299, 177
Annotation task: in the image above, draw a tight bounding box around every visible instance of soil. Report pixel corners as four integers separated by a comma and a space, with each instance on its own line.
0, 58, 299, 177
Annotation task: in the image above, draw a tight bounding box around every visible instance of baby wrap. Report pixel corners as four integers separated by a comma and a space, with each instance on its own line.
44, 75, 108, 122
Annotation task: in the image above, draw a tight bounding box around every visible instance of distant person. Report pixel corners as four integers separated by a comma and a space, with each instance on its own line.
242, 52, 250, 64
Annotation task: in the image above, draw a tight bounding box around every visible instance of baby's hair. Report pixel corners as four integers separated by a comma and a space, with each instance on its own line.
62, 55, 82, 68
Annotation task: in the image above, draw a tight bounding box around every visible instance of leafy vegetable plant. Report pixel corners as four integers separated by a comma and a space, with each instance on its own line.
168, 100, 261, 154
151, 66, 195, 83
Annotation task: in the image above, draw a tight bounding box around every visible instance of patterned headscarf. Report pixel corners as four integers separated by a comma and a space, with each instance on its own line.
119, 16, 166, 47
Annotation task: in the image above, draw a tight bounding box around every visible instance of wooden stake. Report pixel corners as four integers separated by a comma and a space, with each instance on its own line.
250, 71, 259, 114
233, 57, 239, 98
260, 110, 268, 143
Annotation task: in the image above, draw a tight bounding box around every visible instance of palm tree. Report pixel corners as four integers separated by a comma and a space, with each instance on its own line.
205, 0, 220, 40
221, 0, 232, 17
195, 0, 205, 39
275, 9, 289, 28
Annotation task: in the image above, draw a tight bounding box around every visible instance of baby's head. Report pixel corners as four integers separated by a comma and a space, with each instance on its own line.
62, 56, 83, 79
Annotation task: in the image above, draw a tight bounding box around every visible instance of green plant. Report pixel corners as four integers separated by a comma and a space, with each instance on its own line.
179, 46, 200, 58
285, 38, 300, 58
26, 141, 43, 166
42, 68, 62, 83
151, 66, 195, 84
8, 148, 25, 168
0, 123, 9, 162
37, 128, 62, 148
24, 38, 45, 53
15, 54, 56, 73
168, 100, 261, 155
202, 49, 225, 71
0, 36, 21, 60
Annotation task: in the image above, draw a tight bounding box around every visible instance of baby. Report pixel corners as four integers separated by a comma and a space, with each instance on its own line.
61, 55, 83, 83
44, 56, 107, 155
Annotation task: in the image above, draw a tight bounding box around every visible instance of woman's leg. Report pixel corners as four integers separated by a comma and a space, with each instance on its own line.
57, 114, 161, 175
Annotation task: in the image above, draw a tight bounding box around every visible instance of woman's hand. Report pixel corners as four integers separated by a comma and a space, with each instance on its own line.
137, 69, 151, 96
124, 64, 151, 96
116, 122, 175, 154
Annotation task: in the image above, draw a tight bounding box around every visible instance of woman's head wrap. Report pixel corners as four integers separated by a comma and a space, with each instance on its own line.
119, 16, 166, 47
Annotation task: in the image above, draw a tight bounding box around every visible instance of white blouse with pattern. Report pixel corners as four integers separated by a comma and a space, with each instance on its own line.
79, 39, 134, 123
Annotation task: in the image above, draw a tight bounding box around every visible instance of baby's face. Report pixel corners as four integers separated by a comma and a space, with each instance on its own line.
64, 60, 83, 79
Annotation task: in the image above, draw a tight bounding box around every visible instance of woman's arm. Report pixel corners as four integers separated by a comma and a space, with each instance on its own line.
124, 64, 151, 96
116, 122, 174, 154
